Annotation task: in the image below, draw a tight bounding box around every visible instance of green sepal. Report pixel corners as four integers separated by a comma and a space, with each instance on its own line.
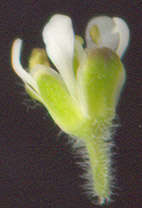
35, 71, 86, 134
78, 47, 125, 122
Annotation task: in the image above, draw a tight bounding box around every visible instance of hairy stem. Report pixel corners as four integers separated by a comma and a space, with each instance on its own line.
84, 135, 112, 204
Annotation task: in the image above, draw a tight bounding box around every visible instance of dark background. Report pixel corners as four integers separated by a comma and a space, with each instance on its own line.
0, 0, 142, 207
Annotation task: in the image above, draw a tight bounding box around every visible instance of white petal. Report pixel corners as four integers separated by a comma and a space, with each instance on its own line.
85, 16, 119, 51
11, 39, 38, 91
74, 37, 88, 117
42, 14, 75, 95
113, 17, 130, 57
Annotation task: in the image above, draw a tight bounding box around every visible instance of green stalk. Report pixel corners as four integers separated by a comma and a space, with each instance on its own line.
84, 135, 112, 204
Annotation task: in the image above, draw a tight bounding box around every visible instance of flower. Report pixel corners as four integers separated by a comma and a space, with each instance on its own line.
11, 14, 129, 136
11, 14, 129, 204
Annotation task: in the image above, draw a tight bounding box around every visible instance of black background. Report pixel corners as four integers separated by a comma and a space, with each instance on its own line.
0, 0, 142, 207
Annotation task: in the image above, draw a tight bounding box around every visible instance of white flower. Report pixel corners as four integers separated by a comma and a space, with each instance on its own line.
11, 14, 130, 204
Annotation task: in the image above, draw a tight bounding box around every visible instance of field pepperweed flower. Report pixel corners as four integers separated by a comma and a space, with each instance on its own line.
11, 14, 129, 204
